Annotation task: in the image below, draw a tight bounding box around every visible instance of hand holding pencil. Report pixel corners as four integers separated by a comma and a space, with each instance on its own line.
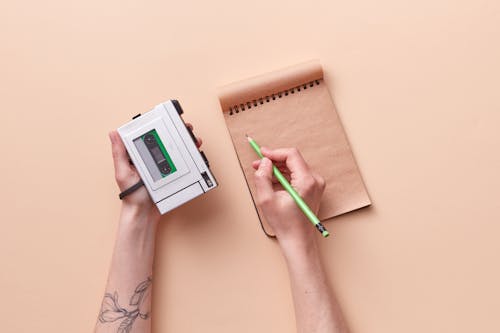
249, 138, 329, 243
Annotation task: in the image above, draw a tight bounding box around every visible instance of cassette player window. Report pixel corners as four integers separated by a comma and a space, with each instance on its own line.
133, 129, 177, 181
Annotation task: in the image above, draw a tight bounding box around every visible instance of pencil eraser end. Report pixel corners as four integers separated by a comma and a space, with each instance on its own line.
322, 230, 330, 238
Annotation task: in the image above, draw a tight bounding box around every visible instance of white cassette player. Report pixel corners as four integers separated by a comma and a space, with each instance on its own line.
117, 100, 218, 214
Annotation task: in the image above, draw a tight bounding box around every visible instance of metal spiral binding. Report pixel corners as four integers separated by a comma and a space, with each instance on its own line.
228, 80, 321, 115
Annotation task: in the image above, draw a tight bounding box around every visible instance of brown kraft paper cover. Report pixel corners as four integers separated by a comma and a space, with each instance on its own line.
219, 60, 371, 236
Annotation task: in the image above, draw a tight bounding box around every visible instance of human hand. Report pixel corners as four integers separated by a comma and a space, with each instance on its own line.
252, 147, 326, 249
109, 124, 202, 221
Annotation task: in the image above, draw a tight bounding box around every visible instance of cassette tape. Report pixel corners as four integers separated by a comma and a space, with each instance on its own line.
117, 100, 218, 214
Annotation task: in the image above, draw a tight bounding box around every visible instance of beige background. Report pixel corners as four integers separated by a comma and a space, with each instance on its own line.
1, 0, 499, 332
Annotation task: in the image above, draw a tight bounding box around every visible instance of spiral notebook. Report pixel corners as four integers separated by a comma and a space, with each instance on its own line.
219, 60, 371, 236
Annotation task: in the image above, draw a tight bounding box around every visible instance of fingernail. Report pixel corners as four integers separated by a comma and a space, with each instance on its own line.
261, 157, 270, 167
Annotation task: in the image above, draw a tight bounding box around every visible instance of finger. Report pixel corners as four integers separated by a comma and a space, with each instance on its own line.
252, 159, 261, 170
273, 161, 287, 169
253, 159, 288, 172
277, 165, 290, 174
109, 131, 130, 180
186, 123, 193, 131
254, 157, 274, 205
260, 147, 310, 177
252, 160, 290, 184
196, 137, 202, 148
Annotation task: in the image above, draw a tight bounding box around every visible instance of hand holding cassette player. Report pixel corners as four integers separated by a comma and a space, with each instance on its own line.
114, 100, 218, 215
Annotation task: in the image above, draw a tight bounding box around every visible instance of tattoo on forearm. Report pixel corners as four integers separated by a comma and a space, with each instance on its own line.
98, 277, 152, 333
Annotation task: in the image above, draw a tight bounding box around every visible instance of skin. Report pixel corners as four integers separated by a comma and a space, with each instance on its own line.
252, 147, 349, 333
96, 131, 348, 333
95, 127, 200, 333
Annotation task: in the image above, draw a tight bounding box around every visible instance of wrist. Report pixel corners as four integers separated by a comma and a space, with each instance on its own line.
274, 217, 317, 253
119, 203, 160, 232
114, 204, 159, 258
109, 204, 158, 273
278, 234, 318, 263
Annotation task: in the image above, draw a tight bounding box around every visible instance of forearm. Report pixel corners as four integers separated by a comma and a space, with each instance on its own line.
96, 205, 159, 333
281, 238, 349, 333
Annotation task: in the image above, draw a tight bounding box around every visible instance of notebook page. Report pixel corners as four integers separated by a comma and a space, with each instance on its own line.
219, 61, 371, 236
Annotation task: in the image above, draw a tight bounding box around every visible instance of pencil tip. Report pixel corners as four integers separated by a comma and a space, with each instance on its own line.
245, 134, 252, 141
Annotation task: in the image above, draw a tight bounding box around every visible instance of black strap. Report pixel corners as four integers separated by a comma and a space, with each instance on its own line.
119, 179, 145, 200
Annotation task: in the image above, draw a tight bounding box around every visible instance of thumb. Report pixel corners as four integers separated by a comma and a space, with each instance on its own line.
254, 157, 274, 203
109, 131, 131, 184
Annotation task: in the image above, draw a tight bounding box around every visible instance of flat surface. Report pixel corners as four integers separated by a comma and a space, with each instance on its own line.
1, 0, 499, 332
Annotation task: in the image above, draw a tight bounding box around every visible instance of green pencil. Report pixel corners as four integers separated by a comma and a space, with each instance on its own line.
246, 135, 330, 238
